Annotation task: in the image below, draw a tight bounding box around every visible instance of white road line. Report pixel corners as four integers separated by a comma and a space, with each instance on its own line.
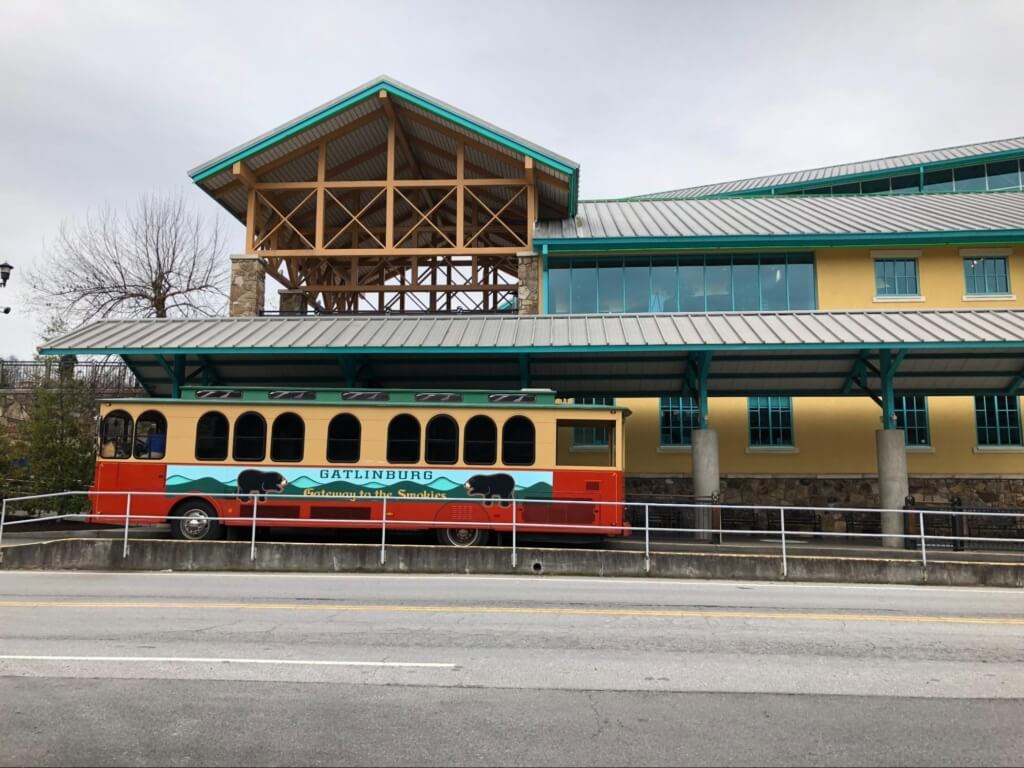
0, 654, 454, 668
4, 570, 1021, 595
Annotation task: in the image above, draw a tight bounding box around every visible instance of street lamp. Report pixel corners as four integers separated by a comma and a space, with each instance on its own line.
0, 262, 11, 288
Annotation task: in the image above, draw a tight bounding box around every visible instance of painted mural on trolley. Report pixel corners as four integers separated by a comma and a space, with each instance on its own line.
165, 465, 554, 503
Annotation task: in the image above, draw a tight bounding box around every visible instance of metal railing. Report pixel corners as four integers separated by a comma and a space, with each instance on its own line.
0, 360, 140, 391
3, 490, 1024, 575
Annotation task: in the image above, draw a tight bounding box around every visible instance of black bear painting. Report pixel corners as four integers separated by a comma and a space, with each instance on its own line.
464, 473, 516, 506
236, 470, 288, 501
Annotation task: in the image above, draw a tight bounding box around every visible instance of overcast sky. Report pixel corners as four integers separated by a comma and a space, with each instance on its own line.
2, 0, 1023, 357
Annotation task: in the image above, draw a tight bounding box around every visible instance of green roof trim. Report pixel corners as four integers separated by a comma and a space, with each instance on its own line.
188, 77, 579, 215
535, 230, 1024, 252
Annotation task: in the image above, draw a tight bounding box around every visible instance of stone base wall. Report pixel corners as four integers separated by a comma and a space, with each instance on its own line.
278, 289, 308, 315
229, 255, 266, 317
516, 252, 540, 315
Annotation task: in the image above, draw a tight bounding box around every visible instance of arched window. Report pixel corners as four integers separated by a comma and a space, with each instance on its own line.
134, 410, 167, 460
99, 410, 133, 459
387, 414, 420, 464
327, 414, 361, 463
463, 416, 497, 465
271, 413, 304, 462
233, 412, 266, 462
195, 412, 229, 461
502, 416, 535, 466
425, 415, 459, 465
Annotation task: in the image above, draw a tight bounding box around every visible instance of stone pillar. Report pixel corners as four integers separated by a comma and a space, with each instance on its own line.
229, 255, 266, 317
876, 429, 908, 548
278, 289, 308, 316
58, 354, 77, 384
692, 429, 720, 542
516, 251, 541, 315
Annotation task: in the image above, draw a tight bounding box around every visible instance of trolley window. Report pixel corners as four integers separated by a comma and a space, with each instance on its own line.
233, 412, 267, 462
195, 411, 229, 461
327, 413, 361, 463
425, 415, 459, 465
133, 410, 167, 460
271, 413, 304, 463
502, 416, 535, 466
99, 410, 133, 459
387, 414, 420, 464
463, 416, 497, 465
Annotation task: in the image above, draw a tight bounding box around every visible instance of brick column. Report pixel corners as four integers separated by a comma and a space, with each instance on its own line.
229, 255, 266, 317
516, 251, 541, 314
278, 289, 308, 315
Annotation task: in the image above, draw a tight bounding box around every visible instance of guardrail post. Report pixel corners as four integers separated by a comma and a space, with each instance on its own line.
918, 509, 927, 567
380, 497, 388, 566
511, 497, 518, 569
644, 503, 650, 574
122, 493, 132, 559
0, 497, 7, 551
780, 506, 788, 578
250, 496, 258, 561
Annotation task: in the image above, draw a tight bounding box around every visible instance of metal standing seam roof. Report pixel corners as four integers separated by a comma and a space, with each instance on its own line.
188, 75, 580, 220
628, 136, 1024, 200
534, 193, 1024, 244
39, 310, 1024, 355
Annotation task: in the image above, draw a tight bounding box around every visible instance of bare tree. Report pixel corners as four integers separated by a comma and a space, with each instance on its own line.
32, 191, 228, 324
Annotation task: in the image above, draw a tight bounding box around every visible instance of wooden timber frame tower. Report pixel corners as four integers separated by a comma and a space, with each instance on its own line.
189, 78, 580, 317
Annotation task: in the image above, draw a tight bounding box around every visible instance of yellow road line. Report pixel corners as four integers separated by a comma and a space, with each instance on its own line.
0, 599, 1020, 626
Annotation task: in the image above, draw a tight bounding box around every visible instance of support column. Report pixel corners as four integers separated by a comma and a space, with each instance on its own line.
876, 348, 907, 548
516, 251, 541, 314
877, 429, 909, 547
278, 289, 308, 316
229, 255, 266, 317
692, 429, 720, 542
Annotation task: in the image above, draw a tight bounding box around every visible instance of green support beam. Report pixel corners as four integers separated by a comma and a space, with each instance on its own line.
878, 349, 907, 429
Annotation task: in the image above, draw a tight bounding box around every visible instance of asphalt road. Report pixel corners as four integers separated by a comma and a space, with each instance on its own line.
0, 572, 1022, 766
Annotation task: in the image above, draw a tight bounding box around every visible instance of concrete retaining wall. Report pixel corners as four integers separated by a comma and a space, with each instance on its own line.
2, 539, 1022, 587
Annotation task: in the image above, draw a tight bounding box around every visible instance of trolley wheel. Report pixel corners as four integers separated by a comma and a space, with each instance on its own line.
170, 500, 224, 542
435, 527, 491, 547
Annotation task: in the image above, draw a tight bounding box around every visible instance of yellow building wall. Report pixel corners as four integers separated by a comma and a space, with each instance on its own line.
622, 245, 1024, 478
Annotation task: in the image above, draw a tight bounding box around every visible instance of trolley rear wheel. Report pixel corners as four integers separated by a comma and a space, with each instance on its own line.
436, 527, 491, 547
170, 500, 224, 541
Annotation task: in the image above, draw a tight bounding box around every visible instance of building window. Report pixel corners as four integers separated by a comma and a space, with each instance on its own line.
573, 397, 613, 446
748, 397, 793, 447
975, 396, 1022, 447
387, 414, 420, 464
660, 397, 700, 447
425, 415, 459, 465
195, 412, 229, 461
894, 395, 930, 446
99, 410, 134, 459
327, 414, 360, 463
463, 416, 497, 465
874, 258, 919, 297
776, 159, 1024, 197
502, 416, 535, 466
233, 412, 267, 462
270, 413, 304, 463
964, 256, 1010, 295
134, 410, 167, 460
547, 253, 816, 314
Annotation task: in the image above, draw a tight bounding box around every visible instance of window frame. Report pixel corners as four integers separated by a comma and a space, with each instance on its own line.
133, 409, 168, 460
747, 396, 795, 448
962, 252, 1011, 296
195, 411, 230, 462
659, 396, 700, 447
99, 410, 134, 460
425, 414, 459, 465
463, 415, 498, 466
386, 414, 421, 464
974, 395, 1023, 448
893, 395, 931, 447
872, 252, 921, 299
501, 416, 536, 467
232, 411, 267, 463
326, 413, 361, 464
270, 412, 305, 463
